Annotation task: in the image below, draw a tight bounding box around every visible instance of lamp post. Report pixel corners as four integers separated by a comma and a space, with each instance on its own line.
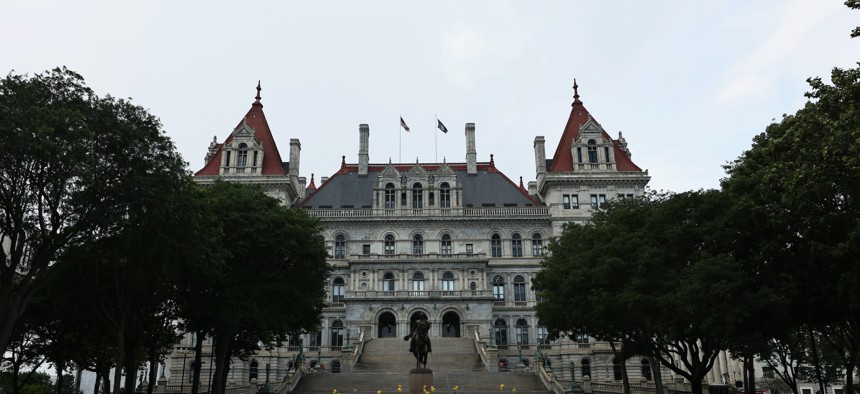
570, 361, 581, 391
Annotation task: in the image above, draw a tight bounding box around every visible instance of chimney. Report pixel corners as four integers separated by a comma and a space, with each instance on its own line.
321, 176, 329, 184
465, 123, 477, 174
534, 136, 546, 175
359, 124, 370, 175
289, 139, 301, 177
528, 181, 538, 196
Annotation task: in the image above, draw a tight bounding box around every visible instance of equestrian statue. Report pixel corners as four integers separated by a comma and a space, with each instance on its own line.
404, 318, 432, 369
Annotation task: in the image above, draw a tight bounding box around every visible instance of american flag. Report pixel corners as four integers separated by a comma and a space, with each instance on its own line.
400, 116, 411, 132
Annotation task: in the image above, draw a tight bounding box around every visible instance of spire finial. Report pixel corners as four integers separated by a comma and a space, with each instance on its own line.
255, 80, 261, 101
519, 176, 525, 189
572, 79, 581, 105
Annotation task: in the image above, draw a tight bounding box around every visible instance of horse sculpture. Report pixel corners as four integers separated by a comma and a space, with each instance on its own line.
404, 319, 432, 369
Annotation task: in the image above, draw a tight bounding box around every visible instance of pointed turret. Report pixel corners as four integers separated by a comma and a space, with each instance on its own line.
195, 81, 287, 176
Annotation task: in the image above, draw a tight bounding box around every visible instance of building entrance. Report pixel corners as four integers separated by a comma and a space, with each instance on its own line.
441, 311, 461, 337
378, 312, 397, 338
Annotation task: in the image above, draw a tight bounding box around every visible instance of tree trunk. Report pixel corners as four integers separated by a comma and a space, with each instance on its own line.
76, 368, 83, 394
210, 333, 233, 394
112, 329, 124, 394
146, 357, 158, 394
191, 332, 204, 394
650, 356, 664, 394
102, 373, 112, 394
609, 341, 631, 394
843, 365, 854, 394
808, 328, 826, 394
93, 371, 102, 394
690, 378, 704, 394
124, 358, 138, 394
55, 359, 65, 394
746, 356, 756, 394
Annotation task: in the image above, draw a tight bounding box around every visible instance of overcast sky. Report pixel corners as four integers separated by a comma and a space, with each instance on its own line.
2, 1, 858, 192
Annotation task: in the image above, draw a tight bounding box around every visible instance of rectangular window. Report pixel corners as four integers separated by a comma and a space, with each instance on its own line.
429, 192, 434, 206
571, 195, 579, 209
604, 147, 610, 163
591, 194, 606, 209
762, 366, 774, 379
466, 244, 473, 254
802, 389, 812, 394
401, 192, 407, 206
362, 244, 370, 254
576, 147, 583, 163
563, 195, 571, 209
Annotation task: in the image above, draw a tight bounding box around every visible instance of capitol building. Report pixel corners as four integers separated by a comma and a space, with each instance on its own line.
166, 81, 681, 386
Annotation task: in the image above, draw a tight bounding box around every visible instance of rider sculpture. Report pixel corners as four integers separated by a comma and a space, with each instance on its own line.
404, 317, 432, 369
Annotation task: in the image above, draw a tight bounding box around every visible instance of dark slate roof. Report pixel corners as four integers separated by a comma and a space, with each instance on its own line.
298, 163, 541, 209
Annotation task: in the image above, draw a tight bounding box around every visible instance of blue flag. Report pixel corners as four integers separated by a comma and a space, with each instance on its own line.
437, 119, 448, 133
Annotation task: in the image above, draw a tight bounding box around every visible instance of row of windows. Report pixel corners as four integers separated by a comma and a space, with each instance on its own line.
562, 193, 637, 210
384, 182, 452, 209
575, 139, 610, 165
331, 274, 534, 301
333, 233, 545, 258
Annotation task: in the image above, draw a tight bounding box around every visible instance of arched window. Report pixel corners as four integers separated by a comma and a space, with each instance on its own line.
384, 234, 395, 255
412, 234, 424, 254
513, 275, 526, 303
382, 272, 395, 291
532, 234, 544, 256
440, 234, 452, 254
582, 358, 591, 379
331, 320, 344, 348
511, 233, 523, 257
494, 319, 508, 346
492, 275, 505, 302
332, 277, 344, 303
439, 182, 451, 208
641, 359, 652, 381
237, 143, 248, 167
442, 271, 455, 292
412, 183, 423, 209
491, 233, 502, 257
248, 359, 258, 382
412, 272, 425, 291
384, 183, 396, 209
515, 318, 529, 345
334, 234, 346, 259
587, 139, 598, 164
613, 357, 623, 381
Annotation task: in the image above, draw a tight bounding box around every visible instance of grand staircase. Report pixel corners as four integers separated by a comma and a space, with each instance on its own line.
292, 337, 552, 393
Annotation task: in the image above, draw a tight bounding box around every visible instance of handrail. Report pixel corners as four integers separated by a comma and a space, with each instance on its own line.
536, 362, 566, 394
473, 329, 491, 370
352, 328, 368, 364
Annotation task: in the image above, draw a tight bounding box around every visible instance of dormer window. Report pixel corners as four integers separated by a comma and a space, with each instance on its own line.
587, 140, 598, 164
439, 182, 451, 208
237, 143, 248, 167
384, 183, 396, 209
412, 183, 423, 209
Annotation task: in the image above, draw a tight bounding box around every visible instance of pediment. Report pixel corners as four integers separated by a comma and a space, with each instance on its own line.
408, 164, 427, 177
435, 162, 455, 176
579, 116, 605, 135
380, 164, 400, 178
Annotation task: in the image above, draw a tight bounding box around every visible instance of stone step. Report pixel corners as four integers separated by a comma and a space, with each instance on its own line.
291, 371, 553, 393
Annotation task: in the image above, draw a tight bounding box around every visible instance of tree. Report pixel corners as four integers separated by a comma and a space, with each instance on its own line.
0, 67, 189, 353
535, 191, 780, 394
186, 181, 330, 394
722, 52, 860, 394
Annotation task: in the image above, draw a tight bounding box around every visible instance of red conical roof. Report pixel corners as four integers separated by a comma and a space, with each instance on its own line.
548, 80, 642, 173
195, 82, 288, 176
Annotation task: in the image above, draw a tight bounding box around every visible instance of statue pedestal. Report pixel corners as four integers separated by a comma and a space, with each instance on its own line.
409, 368, 433, 394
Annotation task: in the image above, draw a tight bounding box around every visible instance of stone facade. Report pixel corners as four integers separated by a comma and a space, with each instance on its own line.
167, 82, 669, 387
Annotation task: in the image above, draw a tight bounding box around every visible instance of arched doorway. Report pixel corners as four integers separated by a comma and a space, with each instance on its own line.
441, 311, 460, 337
378, 312, 397, 338
410, 311, 428, 333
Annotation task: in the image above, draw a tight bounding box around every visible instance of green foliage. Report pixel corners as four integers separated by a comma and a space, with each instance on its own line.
188, 181, 330, 394
0, 67, 189, 354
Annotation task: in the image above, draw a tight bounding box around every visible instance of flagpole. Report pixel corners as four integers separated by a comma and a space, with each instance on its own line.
434, 113, 438, 163
399, 114, 402, 163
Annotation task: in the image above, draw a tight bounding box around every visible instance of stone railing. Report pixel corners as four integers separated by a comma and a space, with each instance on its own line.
352, 328, 368, 364
306, 206, 548, 218
536, 361, 568, 394
349, 289, 493, 299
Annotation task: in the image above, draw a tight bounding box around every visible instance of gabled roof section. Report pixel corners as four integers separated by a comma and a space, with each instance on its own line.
548, 80, 643, 173
195, 82, 288, 176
